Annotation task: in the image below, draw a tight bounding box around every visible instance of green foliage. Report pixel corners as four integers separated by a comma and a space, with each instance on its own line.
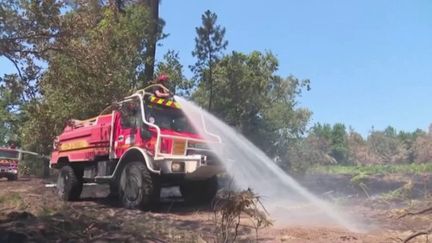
307, 123, 349, 164
1, 1, 162, 154
412, 132, 432, 163
350, 172, 370, 197
279, 139, 317, 175
191, 10, 228, 110
346, 129, 367, 164
380, 180, 414, 201
0, 0, 64, 145
193, 51, 311, 159
398, 129, 425, 162
310, 163, 432, 175
350, 172, 369, 185
19, 153, 47, 177
0, 76, 21, 145
192, 10, 228, 69
17, 2, 154, 154
155, 50, 192, 96
330, 123, 349, 163
367, 129, 408, 164
3, 1, 432, 177
303, 123, 432, 168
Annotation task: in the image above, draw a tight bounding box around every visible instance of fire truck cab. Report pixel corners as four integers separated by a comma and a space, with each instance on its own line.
50, 84, 223, 208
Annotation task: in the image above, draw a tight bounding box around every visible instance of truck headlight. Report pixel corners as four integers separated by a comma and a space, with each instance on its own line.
188, 142, 209, 150
171, 162, 184, 172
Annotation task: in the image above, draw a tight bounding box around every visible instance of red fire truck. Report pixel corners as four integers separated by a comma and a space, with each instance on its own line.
50, 84, 223, 209
0, 147, 20, 181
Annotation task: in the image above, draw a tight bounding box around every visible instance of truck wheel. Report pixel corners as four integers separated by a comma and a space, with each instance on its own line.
118, 161, 159, 209
6, 174, 17, 181
180, 176, 218, 204
57, 165, 83, 201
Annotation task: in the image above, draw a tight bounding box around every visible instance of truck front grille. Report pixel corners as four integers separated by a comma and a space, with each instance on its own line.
186, 149, 220, 165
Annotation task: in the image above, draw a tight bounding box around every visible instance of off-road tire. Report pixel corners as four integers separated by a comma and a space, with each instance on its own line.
57, 165, 83, 201
6, 174, 17, 181
180, 176, 218, 204
118, 161, 159, 209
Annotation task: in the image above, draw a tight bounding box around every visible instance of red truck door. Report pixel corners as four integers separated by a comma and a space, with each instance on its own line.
113, 99, 141, 158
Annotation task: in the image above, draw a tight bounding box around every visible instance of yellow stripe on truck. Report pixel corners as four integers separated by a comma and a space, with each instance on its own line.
60, 140, 89, 151
149, 96, 181, 109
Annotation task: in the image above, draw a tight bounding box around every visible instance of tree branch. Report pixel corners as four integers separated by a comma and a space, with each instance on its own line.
3, 54, 24, 81
398, 206, 432, 219
2, 46, 64, 56
403, 224, 432, 243
0, 33, 61, 42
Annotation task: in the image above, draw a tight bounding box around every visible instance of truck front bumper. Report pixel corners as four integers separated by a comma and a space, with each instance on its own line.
0, 167, 18, 178
154, 154, 224, 180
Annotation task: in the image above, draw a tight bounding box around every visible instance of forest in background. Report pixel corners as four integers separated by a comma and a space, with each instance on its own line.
1, 0, 432, 175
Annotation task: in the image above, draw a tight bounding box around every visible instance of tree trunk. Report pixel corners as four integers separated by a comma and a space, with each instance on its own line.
208, 64, 213, 111
143, 0, 159, 85
43, 159, 50, 178
208, 52, 213, 111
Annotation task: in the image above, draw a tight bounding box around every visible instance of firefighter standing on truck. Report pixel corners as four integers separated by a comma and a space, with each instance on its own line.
153, 74, 171, 98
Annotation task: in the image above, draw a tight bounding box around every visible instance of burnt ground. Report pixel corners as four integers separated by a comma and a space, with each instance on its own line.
0, 175, 431, 243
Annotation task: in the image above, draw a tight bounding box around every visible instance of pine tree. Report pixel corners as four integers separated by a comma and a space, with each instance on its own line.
191, 10, 228, 111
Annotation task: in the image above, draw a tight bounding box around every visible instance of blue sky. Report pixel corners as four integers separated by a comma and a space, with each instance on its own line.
1, 1, 431, 136
157, 0, 432, 136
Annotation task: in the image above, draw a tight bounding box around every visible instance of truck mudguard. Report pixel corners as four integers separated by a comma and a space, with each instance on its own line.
111, 147, 159, 178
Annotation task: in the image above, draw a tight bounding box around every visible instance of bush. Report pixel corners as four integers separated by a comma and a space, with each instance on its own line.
19, 154, 48, 177
212, 189, 272, 242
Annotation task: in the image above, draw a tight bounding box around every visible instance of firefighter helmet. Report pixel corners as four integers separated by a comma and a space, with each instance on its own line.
157, 74, 169, 83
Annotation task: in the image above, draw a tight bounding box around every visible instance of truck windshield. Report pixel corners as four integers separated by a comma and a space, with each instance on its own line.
0, 149, 19, 159
145, 104, 195, 133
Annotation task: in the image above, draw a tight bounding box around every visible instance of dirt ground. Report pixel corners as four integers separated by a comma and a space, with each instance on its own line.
0, 176, 431, 243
